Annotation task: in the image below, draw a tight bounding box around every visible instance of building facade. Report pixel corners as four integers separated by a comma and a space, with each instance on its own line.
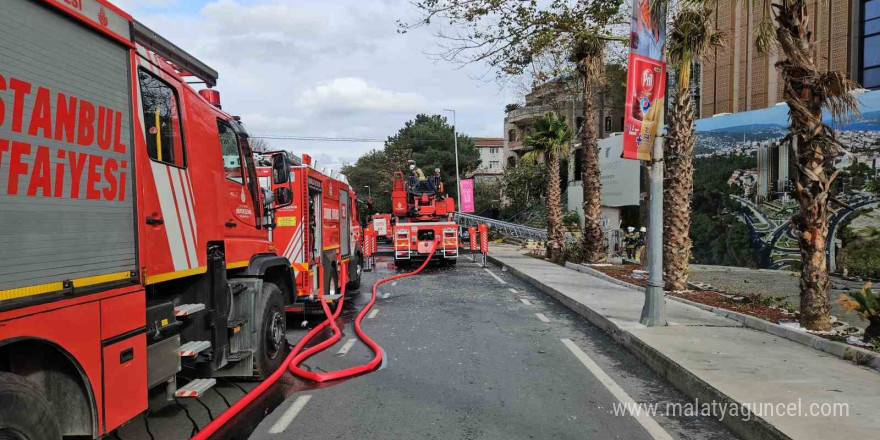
470, 137, 506, 183
501, 72, 638, 228
700, 0, 861, 118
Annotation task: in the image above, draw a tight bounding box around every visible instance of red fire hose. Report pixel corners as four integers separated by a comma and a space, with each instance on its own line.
190, 242, 438, 440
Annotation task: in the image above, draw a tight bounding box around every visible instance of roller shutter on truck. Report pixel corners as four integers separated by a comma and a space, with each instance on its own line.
0, 0, 136, 299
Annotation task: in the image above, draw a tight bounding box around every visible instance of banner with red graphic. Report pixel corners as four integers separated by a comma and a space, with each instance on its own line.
459, 179, 474, 213
623, 0, 667, 160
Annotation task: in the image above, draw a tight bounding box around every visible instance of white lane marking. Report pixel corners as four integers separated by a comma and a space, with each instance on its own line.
509, 288, 519, 294
560, 339, 674, 440
535, 313, 551, 323
337, 338, 357, 356
484, 268, 507, 284
520, 298, 532, 306
268, 395, 312, 434
367, 308, 379, 319
381, 292, 391, 299
391, 281, 398, 286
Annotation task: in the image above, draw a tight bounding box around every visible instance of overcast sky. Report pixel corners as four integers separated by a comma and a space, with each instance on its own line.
115, 0, 512, 172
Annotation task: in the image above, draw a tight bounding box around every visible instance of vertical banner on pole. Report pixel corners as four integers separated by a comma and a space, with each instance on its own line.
622, 0, 667, 161
459, 179, 475, 213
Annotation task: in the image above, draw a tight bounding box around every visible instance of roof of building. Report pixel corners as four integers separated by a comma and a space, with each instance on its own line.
473, 137, 504, 147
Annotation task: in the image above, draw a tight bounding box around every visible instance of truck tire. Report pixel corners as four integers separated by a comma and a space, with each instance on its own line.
254, 282, 289, 379
346, 255, 362, 291
0, 372, 61, 440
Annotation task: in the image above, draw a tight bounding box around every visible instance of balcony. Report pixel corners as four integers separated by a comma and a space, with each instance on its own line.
505, 104, 553, 123
508, 140, 523, 150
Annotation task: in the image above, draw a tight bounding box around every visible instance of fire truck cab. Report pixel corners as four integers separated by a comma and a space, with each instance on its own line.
0, 1, 303, 438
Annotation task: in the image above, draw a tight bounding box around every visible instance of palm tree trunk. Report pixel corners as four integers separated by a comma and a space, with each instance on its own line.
546, 150, 565, 264
579, 55, 606, 263
774, 0, 833, 330
663, 89, 695, 291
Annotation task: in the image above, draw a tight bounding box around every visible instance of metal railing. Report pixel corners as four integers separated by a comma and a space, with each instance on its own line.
453, 212, 576, 243
455, 212, 625, 256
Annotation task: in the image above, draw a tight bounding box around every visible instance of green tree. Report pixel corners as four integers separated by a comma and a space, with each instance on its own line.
384, 114, 480, 204
663, 6, 724, 290
523, 113, 573, 263
342, 115, 480, 214
341, 149, 393, 214
500, 162, 547, 219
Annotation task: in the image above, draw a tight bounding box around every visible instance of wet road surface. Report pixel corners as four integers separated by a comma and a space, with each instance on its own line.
243, 251, 741, 440
114, 249, 741, 440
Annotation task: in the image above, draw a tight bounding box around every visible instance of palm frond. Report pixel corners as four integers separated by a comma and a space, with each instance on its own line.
818, 71, 861, 125
668, 7, 725, 71
754, 16, 776, 55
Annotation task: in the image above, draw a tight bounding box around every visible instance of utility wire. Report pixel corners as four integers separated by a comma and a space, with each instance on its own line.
249, 134, 462, 143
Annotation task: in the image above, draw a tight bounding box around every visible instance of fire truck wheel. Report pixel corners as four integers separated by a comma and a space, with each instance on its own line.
0, 372, 61, 440
255, 282, 289, 379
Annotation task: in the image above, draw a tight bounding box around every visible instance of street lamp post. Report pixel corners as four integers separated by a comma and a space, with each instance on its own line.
443, 108, 462, 212
364, 185, 371, 198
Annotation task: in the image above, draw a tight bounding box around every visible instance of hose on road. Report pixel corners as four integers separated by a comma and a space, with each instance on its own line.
190, 242, 437, 440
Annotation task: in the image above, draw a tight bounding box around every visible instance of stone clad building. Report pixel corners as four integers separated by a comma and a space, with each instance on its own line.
700, 0, 862, 117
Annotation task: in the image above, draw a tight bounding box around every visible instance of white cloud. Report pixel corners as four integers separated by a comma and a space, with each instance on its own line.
126, 0, 508, 175
296, 77, 427, 115
238, 113, 304, 133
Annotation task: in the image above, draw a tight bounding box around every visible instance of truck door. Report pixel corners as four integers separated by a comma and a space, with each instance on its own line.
217, 120, 264, 256
136, 68, 200, 280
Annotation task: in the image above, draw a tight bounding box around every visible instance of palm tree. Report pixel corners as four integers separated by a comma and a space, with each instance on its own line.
753, 0, 860, 330
523, 113, 574, 264
663, 7, 723, 291
571, 35, 607, 263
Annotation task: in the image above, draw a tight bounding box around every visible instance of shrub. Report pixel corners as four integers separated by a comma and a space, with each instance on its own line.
562, 210, 580, 227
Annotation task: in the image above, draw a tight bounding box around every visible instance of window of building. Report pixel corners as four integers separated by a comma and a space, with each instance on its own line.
604, 115, 612, 132
862, 0, 880, 88
139, 70, 185, 167
489, 147, 499, 154
507, 156, 516, 168
490, 161, 500, 169
508, 129, 517, 142
573, 148, 584, 180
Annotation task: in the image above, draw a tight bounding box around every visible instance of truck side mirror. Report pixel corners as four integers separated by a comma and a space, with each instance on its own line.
273, 187, 293, 207
272, 153, 291, 185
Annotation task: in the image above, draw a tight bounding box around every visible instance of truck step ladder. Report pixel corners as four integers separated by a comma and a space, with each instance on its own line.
174, 303, 206, 317
179, 340, 211, 357
395, 228, 411, 259
174, 378, 216, 397
442, 228, 458, 257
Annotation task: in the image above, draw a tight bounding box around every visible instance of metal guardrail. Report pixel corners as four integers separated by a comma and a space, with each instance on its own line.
453, 212, 576, 243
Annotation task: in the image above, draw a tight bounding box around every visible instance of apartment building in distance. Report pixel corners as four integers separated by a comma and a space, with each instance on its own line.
469, 137, 506, 182
700, 0, 873, 117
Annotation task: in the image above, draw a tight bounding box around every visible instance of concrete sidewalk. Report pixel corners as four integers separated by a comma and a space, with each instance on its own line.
488, 244, 880, 440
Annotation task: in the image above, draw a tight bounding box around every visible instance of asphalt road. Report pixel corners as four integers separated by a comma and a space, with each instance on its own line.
244, 251, 740, 440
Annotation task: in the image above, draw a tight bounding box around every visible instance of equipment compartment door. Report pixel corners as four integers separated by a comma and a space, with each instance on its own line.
340, 190, 351, 259
0, 0, 137, 297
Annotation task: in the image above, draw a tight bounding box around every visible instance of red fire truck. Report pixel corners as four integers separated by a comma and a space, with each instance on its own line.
258, 156, 364, 306
371, 213, 393, 240
0, 1, 311, 438
391, 168, 459, 266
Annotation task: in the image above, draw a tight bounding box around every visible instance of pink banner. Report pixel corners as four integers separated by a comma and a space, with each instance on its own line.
459, 179, 474, 213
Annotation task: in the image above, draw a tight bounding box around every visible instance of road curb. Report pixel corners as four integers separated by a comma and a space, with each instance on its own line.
563, 261, 880, 373
488, 254, 803, 440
